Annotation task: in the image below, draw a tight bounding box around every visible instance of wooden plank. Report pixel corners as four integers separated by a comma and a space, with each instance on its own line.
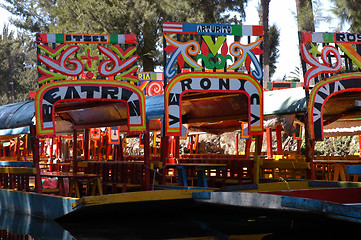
72, 189, 212, 209
262, 161, 310, 169
0, 167, 36, 175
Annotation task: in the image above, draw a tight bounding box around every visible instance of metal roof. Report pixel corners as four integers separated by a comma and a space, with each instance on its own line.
146, 95, 164, 120
0, 101, 35, 130
264, 87, 307, 116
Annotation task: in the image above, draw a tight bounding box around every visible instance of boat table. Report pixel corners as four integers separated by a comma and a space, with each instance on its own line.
313, 159, 361, 181
165, 163, 227, 187
260, 159, 310, 179
41, 171, 103, 198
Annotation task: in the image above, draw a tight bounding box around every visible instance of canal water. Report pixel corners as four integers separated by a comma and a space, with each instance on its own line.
1, 206, 360, 240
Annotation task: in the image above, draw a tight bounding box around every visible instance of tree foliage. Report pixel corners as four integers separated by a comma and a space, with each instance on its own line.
268, 24, 279, 78
330, 0, 361, 32
0, 26, 37, 104
2, 0, 248, 71
295, 0, 315, 32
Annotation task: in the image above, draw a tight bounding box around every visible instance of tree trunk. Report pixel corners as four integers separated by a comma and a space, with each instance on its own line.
296, 0, 316, 179
295, 0, 315, 32
259, 0, 270, 86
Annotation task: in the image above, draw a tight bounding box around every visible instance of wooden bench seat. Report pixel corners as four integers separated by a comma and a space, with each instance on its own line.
261, 159, 310, 179
0, 167, 36, 192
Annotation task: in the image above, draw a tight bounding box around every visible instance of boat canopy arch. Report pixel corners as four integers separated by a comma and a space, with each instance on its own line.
308, 73, 361, 140
35, 80, 146, 136
164, 72, 263, 136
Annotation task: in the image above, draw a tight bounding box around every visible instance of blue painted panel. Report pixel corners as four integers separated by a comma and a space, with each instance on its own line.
281, 195, 325, 212
219, 184, 258, 192
0, 161, 33, 167
192, 192, 211, 199
346, 165, 361, 175
326, 202, 361, 221
0, 189, 77, 220
308, 180, 361, 188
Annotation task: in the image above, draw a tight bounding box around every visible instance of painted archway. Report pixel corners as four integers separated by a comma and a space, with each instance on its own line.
164, 72, 263, 136
308, 73, 361, 140
35, 80, 146, 136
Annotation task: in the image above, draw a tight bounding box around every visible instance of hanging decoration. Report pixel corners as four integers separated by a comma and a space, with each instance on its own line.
109, 126, 120, 145
90, 128, 101, 140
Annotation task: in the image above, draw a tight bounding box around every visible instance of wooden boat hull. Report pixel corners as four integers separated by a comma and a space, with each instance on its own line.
1, 181, 361, 226
194, 182, 361, 224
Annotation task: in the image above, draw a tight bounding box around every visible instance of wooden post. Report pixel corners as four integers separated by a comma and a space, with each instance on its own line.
40, 140, 45, 157
30, 126, 42, 194
276, 125, 283, 155
97, 139, 101, 161
152, 133, 157, 156
118, 136, 124, 161
174, 136, 180, 159
50, 137, 54, 161
106, 141, 111, 161
144, 122, 150, 190
245, 138, 252, 158
160, 136, 168, 185
266, 128, 273, 159
84, 129, 89, 161
72, 129, 78, 173
253, 135, 262, 184
57, 136, 62, 159
194, 134, 199, 154
16, 136, 21, 160
24, 134, 28, 160
235, 133, 239, 155
169, 136, 174, 158
188, 135, 193, 154
305, 117, 315, 180
296, 139, 302, 155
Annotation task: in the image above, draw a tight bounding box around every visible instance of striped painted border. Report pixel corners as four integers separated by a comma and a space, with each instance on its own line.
163, 22, 263, 36
301, 31, 361, 44
36, 33, 137, 44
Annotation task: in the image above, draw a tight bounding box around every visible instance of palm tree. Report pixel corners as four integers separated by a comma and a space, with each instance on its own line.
295, 0, 315, 32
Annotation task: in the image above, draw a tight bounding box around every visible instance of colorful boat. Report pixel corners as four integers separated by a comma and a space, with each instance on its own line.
1, 25, 361, 230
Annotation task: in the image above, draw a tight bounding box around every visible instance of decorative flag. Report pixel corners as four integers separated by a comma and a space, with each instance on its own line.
240, 122, 250, 139
90, 128, 101, 140
109, 126, 120, 145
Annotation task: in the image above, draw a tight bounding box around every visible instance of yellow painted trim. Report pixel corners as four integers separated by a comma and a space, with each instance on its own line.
73, 189, 212, 208
0, 167, 36, 175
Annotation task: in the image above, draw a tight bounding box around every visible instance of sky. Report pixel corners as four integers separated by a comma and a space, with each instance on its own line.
0, 0, 350, 82
242, 0, 349, 81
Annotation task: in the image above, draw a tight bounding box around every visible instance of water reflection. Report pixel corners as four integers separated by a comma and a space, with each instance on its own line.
57, 204, 361, 240
0, 206, 360, 240
0, 210, 74, 239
